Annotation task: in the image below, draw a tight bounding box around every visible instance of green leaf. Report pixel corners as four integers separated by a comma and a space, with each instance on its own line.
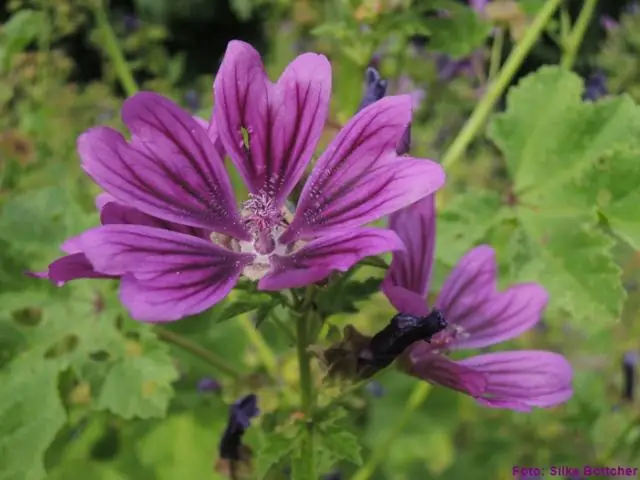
436, 189, 505, 266
488, 66, 640, 328
95, 333, 179, 419
0, 362, 66, 480
317, 429, 363, 467
255, 432, 300, 479
210, 291, 277, 324
423, 4, 492, 58
316, 277, 382, 317
0, 9, 45, 72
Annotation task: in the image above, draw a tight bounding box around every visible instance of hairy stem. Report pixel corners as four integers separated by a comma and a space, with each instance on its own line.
92, 0, 138, 96
154, 326, 242, 379
295, 286, 317, 479
440, 0, 563, 170
560, 0, 598, 70
352, 383, 432, 480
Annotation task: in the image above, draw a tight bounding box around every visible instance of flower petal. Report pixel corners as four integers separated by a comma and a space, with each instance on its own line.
79, 225, 254, 321
79, 92, 248, 240
452, 283, 549, 350
435, 245, 496, 327
406, 347, 487, 396
458, 351, 574, 411
281, 96, 445, 243
27, 253, 114, 286
384, 194, 436, 298
100, 198, 206, 238
259, 228, 403, 290
382, 285, 429, 317
193, 115, 225, 159
214, 40, 331, 205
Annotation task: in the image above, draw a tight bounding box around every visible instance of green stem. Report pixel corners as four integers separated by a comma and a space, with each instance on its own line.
560, 0, 598, 70
352, 383, 432, 480
488, 28, 504, 82
92, 0, 138, 96
154, 326, 242, 379
295, 286, 317, 480
440, 0, 563, 170
598, 414, 640, 464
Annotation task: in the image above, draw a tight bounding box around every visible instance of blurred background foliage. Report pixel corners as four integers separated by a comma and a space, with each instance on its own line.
1, 0, 640, 479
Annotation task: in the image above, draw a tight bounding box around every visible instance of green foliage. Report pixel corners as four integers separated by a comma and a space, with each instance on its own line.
488, 66, 640, 330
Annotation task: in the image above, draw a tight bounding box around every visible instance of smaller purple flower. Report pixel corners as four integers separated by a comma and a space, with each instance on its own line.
583, 71, 608, 102
468, 0, 488, 14
358, 67, 413, 155
357, 67, 387, 112
219, 394, 259, 461
600, 15, 619, 31
383, 196, 573, 412
365, 381, 385, 398
197, 377, 221, 393
184, 89, 200, 112
622, 351, 637, 401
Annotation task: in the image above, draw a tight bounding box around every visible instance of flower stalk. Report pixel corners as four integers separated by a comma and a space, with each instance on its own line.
441, 0, 563, 170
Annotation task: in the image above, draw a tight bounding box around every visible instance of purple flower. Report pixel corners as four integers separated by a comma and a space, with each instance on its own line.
583, 71, 608, 102
468, 0, 488, 14
31, 41, 445, 322
600, 15, 619, 31
358, 67, 413, 155
219, 394, 259, 461
357, 67, 387, 112
623, 351, 637, 401
197, 377, 221, 393
383, 196, 573, 412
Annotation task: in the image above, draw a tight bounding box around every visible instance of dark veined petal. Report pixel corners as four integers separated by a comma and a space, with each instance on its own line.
79, 92, 249, 240
458, 351, 574, 411
406, 346, 487, 396
80, 225, 254, 322
27, 253, 114, 286
384, 194, 436, 298
281, 95, 445, 243
214, 40, 331, 206
451, 283, 548, 350
100, 197, 207, 238
193, 115, 225, 159
435, 245, 496, 327
259, 228, 403, 290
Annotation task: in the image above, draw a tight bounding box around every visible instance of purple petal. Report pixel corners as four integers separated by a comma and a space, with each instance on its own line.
80, 225, 254, 322
452, 283, 548, 350
435, 245, 496, 327
27, 253, 114, 286
458, 351, 574, 411
406, 347, 487, 396
259, 228, 403, 290
382, 285, 429, 317
214, 40, 331, 205
79, 92, 248, 240
100, 198, 206, 238
194, 115, 225, 159
384, 195, 436, 297
281, 96, 445, 243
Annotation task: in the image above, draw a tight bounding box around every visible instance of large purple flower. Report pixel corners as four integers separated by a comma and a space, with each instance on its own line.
383, 196, 573, 412
33, 41, 445, 322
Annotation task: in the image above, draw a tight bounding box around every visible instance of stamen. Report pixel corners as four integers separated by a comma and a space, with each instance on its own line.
241, 190, 282, 233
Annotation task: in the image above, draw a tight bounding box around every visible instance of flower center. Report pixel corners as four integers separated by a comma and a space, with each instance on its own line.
429, 324, 469, 353
241, 190, 284, 255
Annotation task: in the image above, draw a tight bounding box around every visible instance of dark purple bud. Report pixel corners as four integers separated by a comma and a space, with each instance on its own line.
622, 352, 637, 401
397, 126, 411, 155
600, 15, 619, 31
184, 90, 200, 112
357, 67, 387, 113
365, 381, 385, 398
219, 394, 260, 461
122, 14, 140, 33
583, 71, 608, 102
367, 309, 448, 369
197, 377, 221, 393
322, 472, 342, 480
